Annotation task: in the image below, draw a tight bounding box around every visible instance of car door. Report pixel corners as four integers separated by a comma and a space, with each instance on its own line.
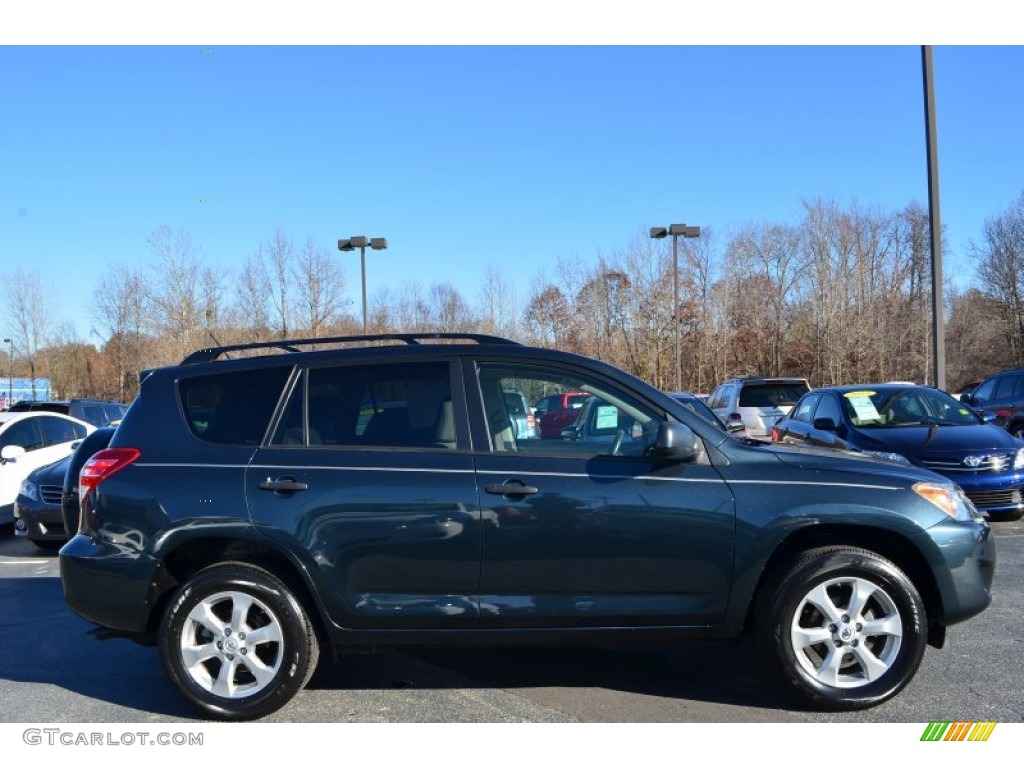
468, 359, 736, 628
1, 415, 85, 509
1, 417, 45, 509
967, 373, 1022, 426
246, 357, 483, 630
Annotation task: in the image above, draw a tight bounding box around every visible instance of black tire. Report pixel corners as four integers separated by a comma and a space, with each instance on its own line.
31, 539, 64, 551
756, 546, 927, 711
159, 562, 320, 721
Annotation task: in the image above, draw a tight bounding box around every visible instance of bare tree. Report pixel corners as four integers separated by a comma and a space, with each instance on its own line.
295, 235, 348, 337
477, 261, 519, 338
523, 281, 575, 348
972, 192, 1024, 366
92, 263, 150, 400
144, 226, 223, 362
2, 268, 50, 398
430, 283, 476, 334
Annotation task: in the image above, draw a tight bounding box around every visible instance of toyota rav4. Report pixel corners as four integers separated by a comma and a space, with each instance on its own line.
60, 333, 995, 720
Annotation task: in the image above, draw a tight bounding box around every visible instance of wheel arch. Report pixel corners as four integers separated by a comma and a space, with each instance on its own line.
144, 535, 330, 654
743, 524, 946, 647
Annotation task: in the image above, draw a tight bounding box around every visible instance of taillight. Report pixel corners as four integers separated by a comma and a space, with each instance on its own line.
771, 426, 780, 441
80, 448, 141, 501
527, 413, 536, 429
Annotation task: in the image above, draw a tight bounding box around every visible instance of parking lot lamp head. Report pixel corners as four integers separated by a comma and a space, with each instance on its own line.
338, 236, 388, 333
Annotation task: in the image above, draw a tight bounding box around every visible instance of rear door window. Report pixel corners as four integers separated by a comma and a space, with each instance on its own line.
271, 361, 455, 450
38, 416, 87, 445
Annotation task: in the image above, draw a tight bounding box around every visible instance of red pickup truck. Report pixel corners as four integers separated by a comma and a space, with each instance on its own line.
535, 391, 590, 438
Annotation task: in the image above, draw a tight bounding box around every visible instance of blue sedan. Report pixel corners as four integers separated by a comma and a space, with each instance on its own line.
772, 383, 1024, 520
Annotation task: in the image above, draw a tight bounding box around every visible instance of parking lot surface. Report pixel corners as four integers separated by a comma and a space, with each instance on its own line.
1, 519, 1021, 723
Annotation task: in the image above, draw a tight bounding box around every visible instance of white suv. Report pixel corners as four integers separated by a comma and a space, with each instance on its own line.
707, 377, 811, 438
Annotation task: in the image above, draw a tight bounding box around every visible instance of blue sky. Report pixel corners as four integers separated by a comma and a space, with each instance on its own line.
3, 37, 1023, 343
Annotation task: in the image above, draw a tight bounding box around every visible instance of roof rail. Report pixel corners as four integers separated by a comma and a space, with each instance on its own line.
180, 332, 520, 365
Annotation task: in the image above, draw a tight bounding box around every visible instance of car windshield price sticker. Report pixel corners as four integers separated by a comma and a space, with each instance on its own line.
844, 391, 881, 422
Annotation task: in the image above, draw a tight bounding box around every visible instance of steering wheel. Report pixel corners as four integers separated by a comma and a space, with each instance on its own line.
610, 428, 626, 457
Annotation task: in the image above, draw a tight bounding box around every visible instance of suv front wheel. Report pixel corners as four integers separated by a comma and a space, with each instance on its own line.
159, 562, 320, 720
757, 547, 927, 711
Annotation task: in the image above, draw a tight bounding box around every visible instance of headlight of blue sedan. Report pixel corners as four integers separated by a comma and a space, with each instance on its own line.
861, 449, 911, 465
19, 479, 39, 502
1015, 446, 1024, 470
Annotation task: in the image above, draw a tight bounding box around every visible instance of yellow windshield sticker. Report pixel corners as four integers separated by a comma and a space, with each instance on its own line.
843, 390, 876, 398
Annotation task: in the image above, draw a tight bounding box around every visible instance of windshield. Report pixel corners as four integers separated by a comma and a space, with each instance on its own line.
840, 387, 983, 428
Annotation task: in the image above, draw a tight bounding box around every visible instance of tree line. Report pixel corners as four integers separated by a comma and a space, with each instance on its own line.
4, 194, 1024, 405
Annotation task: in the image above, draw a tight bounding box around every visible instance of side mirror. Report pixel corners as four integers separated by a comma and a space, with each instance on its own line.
813, 416, 837, 432
1, 444, 27, 463
959, 394, 975, 404
560, 427, 579, 441
653, 422, 700, 461
724, 415, 745, 433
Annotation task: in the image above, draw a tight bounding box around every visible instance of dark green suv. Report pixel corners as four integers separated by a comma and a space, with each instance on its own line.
60, 334, 995, 720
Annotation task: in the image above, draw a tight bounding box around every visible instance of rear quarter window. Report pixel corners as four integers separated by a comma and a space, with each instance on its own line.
179, 367, 292, 445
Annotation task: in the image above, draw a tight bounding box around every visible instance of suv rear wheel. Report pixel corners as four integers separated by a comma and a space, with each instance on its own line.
159, 563, 319, 720
757, 547, 927, 710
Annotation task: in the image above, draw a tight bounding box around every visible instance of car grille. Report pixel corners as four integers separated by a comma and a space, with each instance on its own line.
40, 485, 63, 505
920, 453, 1012, 472
964, 488, 1023, 511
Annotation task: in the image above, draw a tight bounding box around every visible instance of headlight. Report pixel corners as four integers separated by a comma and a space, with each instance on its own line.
861, 449, 911, 465
913, 482, 982, 522
1014, 447, 1024, 470
18, 479, 38, 502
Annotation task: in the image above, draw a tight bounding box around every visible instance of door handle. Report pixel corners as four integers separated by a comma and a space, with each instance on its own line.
258, 477, 308, 494
484, 482, 539, 497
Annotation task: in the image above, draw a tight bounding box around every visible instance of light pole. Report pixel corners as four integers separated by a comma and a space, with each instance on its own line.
3, 338, 12, 408
650, 224, 701, 393
922, 45, 946, 391
338, 236, 388, 333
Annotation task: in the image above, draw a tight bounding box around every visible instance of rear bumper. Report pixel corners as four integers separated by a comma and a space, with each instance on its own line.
59, 533, 159, 637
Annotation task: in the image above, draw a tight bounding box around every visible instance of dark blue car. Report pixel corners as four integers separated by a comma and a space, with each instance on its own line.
772, 383, 1024, 520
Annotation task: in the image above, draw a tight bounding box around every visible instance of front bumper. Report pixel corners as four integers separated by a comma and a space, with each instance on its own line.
14, 499, 69, 542
917, 518, 996, 626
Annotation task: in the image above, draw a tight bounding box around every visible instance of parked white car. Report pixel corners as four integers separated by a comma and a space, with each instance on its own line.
706, 376, 811, 438
0, 411, 94, 525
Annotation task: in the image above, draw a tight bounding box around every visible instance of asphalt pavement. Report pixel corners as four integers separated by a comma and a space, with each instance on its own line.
1, 518, 1021, 724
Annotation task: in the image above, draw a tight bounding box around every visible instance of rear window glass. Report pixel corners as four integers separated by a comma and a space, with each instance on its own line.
179, 367, 292, 445
738, 382, 809, 408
